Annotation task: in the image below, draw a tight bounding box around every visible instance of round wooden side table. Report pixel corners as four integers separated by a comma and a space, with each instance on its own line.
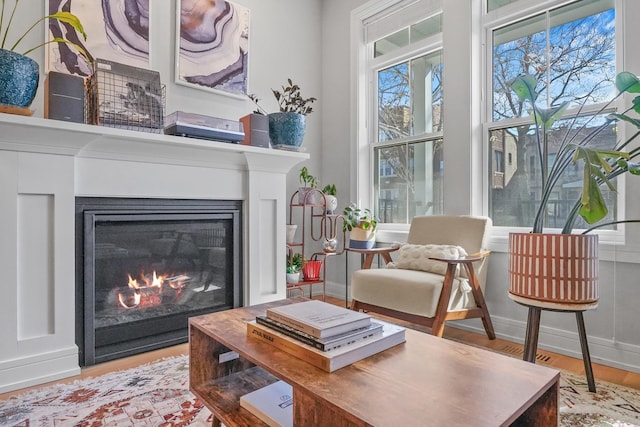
509, 293, 598, 392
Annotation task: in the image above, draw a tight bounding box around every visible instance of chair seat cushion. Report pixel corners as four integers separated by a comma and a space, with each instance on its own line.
351, 268, 476, 318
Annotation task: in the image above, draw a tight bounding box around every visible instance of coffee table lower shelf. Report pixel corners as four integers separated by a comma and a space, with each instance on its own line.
192, 366, 278, 426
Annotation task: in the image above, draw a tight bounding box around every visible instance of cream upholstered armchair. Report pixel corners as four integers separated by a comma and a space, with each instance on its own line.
350, 215, 496, 339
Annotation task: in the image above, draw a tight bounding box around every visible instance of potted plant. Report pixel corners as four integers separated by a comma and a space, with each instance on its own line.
298, 166, 319, 205
343, 203, 378, 249
253, 78, 316, 150
507, 71, 640, 304
286, 252, 303, 284
321, 184, 338, 214
0, 2, 88, 111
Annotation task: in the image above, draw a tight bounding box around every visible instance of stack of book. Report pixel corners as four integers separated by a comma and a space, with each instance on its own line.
247, 300, 406, 372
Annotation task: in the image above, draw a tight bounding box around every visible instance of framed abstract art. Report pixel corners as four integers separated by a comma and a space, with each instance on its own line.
47, 0, 151, 76
175, 0, 250, 98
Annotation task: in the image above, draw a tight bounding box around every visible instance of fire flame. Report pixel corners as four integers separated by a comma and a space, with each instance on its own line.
117, 271, 188, 309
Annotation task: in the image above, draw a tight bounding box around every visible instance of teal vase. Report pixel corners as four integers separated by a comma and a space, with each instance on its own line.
0, 49, 39, 108
268, 112, 306, 150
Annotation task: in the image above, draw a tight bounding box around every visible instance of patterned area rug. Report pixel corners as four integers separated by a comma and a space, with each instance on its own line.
560, 370, 640, 426
0, 355, 639, 426
0, 356, 212, 426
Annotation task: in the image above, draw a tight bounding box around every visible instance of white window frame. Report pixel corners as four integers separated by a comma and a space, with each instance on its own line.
481, 0, 627, 246
351, 0, 443, 241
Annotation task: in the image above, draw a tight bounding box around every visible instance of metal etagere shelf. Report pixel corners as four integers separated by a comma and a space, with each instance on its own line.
286, 188, 345, 300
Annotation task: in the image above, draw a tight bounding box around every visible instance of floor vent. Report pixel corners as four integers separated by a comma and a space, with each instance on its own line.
500, 344, 552, 363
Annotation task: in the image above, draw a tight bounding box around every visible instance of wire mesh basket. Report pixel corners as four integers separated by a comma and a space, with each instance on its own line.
87, 58, 165, 133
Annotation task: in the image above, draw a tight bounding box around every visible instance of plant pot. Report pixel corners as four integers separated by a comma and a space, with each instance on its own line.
302, 260, 322, 281
324, 194, 338, 214
286, 224, 297, 244
349, 227, 375, 249
298, 187, 320, 205
286, 272, 300, 284
268, 112, 306, 150
0, 49, 39, 108
508, 232, 599, 304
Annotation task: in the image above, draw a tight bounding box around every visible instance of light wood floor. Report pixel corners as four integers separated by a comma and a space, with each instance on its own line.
2, 296, 640, 401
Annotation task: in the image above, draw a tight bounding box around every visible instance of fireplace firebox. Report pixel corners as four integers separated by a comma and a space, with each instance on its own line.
76, 197, 242, 366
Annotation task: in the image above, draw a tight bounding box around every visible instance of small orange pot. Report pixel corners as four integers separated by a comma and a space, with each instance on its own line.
302, 260, 322, 280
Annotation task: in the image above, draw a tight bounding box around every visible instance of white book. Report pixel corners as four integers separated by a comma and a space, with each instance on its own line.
240, 380, 293, 427
266, 300, 371, 338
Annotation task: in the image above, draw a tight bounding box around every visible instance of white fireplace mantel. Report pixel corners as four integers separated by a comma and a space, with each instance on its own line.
0, 113, 308, 393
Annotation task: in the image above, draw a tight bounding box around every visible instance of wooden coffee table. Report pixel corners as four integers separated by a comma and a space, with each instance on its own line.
189, 297, 559, 426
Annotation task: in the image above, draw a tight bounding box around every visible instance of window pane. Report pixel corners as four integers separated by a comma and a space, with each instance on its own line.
487, 0, 520, 13
374, 28, 409, 57
492, 13, 546, 121
488, 114, 618, 229
410, 14, 442, 44
374, 139, 444, 224
378, 51, 443, 141
492, 1, 615, 121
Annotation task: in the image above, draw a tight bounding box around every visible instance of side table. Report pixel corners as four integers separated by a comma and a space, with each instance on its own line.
344, 246, 398, 307
509, 293, 597, 393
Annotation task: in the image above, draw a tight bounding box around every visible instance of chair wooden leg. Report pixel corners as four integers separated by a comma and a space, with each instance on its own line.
463, 262, 496, 340
576, 311, 596, 393
523, 307, 541, 363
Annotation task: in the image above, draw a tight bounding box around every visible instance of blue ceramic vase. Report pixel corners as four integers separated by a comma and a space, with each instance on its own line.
268, 112, 306, 150
0, 49, 39, 108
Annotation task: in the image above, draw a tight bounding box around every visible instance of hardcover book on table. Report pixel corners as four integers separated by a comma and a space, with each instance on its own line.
265, 300, 371, 338
247, 318, 406, 372
256, 315, 383, 351
240, 380, 293, 427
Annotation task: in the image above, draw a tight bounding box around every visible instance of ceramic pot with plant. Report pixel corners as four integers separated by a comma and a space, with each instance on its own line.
249, 78, 316, 150
0, 2, 88, 111
298, 166, 319, 205
507, 72, 640, 304
322, 184, 338, 214
343, 203, 378, 249
286, 252, 303, 284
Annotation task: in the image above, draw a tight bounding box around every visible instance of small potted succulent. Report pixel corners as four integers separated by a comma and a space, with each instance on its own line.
298, 166, 319, 205
321, 184, 338, 214
342, 203, 378, 249
286, 252, 303, 284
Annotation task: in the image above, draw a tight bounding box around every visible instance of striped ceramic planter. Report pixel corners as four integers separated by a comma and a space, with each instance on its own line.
508, 232, 599, 304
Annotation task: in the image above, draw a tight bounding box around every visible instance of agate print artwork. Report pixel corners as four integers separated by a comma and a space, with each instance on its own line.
48, 0, 150, 76
176, 0, 250, 97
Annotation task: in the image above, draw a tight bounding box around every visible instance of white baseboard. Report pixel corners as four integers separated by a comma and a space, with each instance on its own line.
452, 315, 640, 374
0, 346, 80, 394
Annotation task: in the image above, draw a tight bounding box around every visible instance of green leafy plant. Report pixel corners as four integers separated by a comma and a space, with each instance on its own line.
510, 71, 640, 234
248, 79, 317, 116
273, 78, 317, 115
299, 166, 318, 188
342, 203, 378, 233
286, 252, 303, 274
1, 1, 88, 57
322, 184, 336, 196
